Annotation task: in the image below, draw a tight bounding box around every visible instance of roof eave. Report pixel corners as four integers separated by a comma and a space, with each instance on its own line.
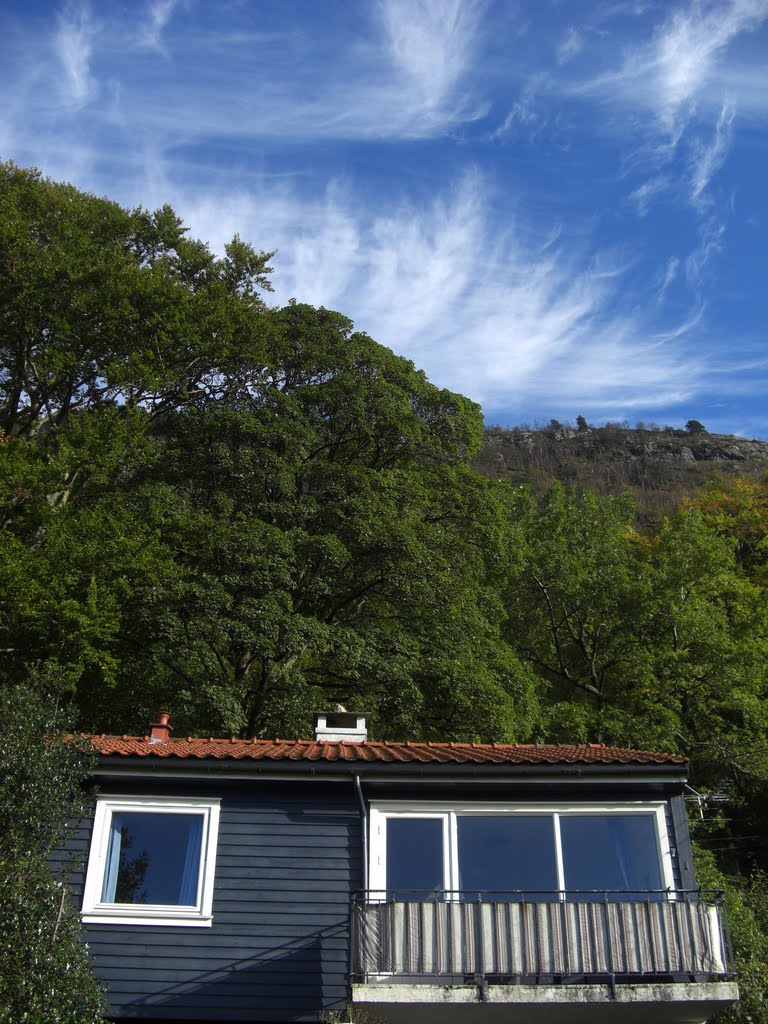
92, 754, 688, 784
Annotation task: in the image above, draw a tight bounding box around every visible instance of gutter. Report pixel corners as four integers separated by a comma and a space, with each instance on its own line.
92, 757, 687, 785
354, 774, 368, 891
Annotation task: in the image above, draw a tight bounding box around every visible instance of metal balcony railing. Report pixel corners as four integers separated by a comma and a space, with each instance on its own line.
351, 890, 735, 983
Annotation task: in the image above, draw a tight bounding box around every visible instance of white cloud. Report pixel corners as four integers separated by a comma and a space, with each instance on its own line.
689, 101, 734, 205
378, 0, 486, 114
492, 74, 548, 139
153, 168, 711, 415
651, 0, 766, 133
628, 175, 670, 216
4, 0, 488, 150
686, 217, 725, 288
576, 2, 767, 226
557, 26, 583, 66
584, 0, 768, 134
657, 256, 680, 303
53, 1, 97, 107
139, 0, 180, 54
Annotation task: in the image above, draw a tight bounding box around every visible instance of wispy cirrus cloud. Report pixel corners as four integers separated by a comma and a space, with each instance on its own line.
657, 256, 680, 304
689, 101, 735, 206
585, 0, 768, 134
53, 0, 97, 107
378, 0, 487, 117
138, 0, 180, 54
557, 26, 583, 66
492, 73, 548, 140
3, 0, 487, 157
686, 216, 726, 289
650, 0, 767, 133
571, 0, 767, 287
628, 175, 671, 217
158, 166, 713, 414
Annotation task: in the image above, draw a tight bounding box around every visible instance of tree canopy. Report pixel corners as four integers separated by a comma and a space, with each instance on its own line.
4, 162, 768, 1021
0, 163, 533, 741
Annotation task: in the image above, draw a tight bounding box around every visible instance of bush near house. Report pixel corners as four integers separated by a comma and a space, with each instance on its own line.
0, 686, 105, 1024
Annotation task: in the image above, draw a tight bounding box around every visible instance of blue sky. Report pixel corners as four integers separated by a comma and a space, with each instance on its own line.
2, 1, 768, 437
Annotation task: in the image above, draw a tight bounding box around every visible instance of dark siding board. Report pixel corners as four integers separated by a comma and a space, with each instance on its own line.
93, 949, 349, 964
669, 792, 696, 889
215, 865, 354, 879
220, 811, 358, 825
215, 876, 354, 890
90, 940, 349, 959
99, 978, 348, 995
222, 854, 355, 868
71, 777, 690, 1023
218, 815, 360, 831
79, 784, 360, 1023
219, 833, 352, 849
663, 800, 683, 890
87, 921, 349, 943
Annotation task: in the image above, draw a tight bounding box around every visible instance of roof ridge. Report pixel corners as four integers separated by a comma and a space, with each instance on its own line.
77, 733, 686, 766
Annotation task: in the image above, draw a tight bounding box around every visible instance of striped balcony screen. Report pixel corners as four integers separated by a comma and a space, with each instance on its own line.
353, 897, 730, 979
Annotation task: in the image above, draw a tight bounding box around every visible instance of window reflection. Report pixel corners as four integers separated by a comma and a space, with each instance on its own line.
386, 818, 443, 898
102, 812, 203, 906
380, 810, 665, 902
457, 816, 558, 899
560, 815, 663, 899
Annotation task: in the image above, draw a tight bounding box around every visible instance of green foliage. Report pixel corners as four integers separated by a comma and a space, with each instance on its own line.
693, 847, 768, 1023
0, 161, 274, 441
0, 686, 104, 1023
6, 164, 768, 1014
686, 419, 707, 434
0, 165, 532, 742
504, 484, 768, 761
72, 304, 535, 740
504, 485, 657, 743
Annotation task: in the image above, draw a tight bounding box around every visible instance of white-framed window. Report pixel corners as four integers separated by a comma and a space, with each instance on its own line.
369, 802, 674, 899
82, 796, 221, 926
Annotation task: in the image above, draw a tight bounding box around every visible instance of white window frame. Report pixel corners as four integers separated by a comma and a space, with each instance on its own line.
369, 801, 675, 897
82, 795, 221, 927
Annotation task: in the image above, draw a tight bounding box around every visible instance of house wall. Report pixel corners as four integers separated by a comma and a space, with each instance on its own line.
60, 779, 362, 1023
54, 771, 694, 1023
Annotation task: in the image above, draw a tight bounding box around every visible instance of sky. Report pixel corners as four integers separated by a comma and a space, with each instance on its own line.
2, 0, 768, 438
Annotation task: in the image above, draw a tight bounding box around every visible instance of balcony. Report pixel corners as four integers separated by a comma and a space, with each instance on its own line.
351, 891, 739, 1024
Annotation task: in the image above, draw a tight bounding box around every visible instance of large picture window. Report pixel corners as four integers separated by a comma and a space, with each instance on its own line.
369, 803, 672, 900
82, 797, 220, 926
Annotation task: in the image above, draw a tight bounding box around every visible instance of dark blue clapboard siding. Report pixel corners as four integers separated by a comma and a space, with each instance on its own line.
58, 775, 690, 1023
69, 782, 361, 1023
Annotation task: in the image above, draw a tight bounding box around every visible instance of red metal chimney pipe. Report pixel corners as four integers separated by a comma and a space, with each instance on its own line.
149, 711, 173, 743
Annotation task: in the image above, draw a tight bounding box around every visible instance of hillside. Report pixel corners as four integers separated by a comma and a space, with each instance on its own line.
475, 422, 768, 520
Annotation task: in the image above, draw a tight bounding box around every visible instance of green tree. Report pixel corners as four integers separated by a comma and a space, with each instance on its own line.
0, 685, 105, 1023
504, 485, 658, 744
0, 162, 274, 446
640, 507, 768, 783
0, 165, 537, 742
685, 419, 707, 434
693, 847, 768, 1024
505, 485, 768, 757
73, 305, 537, 740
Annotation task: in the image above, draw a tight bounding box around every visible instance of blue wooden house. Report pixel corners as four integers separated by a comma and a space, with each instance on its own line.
67, 710, 738, 1023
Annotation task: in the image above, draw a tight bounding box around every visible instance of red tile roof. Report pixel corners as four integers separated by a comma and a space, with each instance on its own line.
84, 735, 686, 766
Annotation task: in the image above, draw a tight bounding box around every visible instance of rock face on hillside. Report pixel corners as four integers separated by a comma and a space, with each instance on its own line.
473, 425, 768, 520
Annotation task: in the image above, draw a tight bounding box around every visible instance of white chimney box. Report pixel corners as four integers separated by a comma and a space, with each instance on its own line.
313, 709, 370, 742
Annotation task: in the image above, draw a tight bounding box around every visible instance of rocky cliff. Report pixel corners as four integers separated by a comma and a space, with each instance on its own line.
474, 424, 768, 520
